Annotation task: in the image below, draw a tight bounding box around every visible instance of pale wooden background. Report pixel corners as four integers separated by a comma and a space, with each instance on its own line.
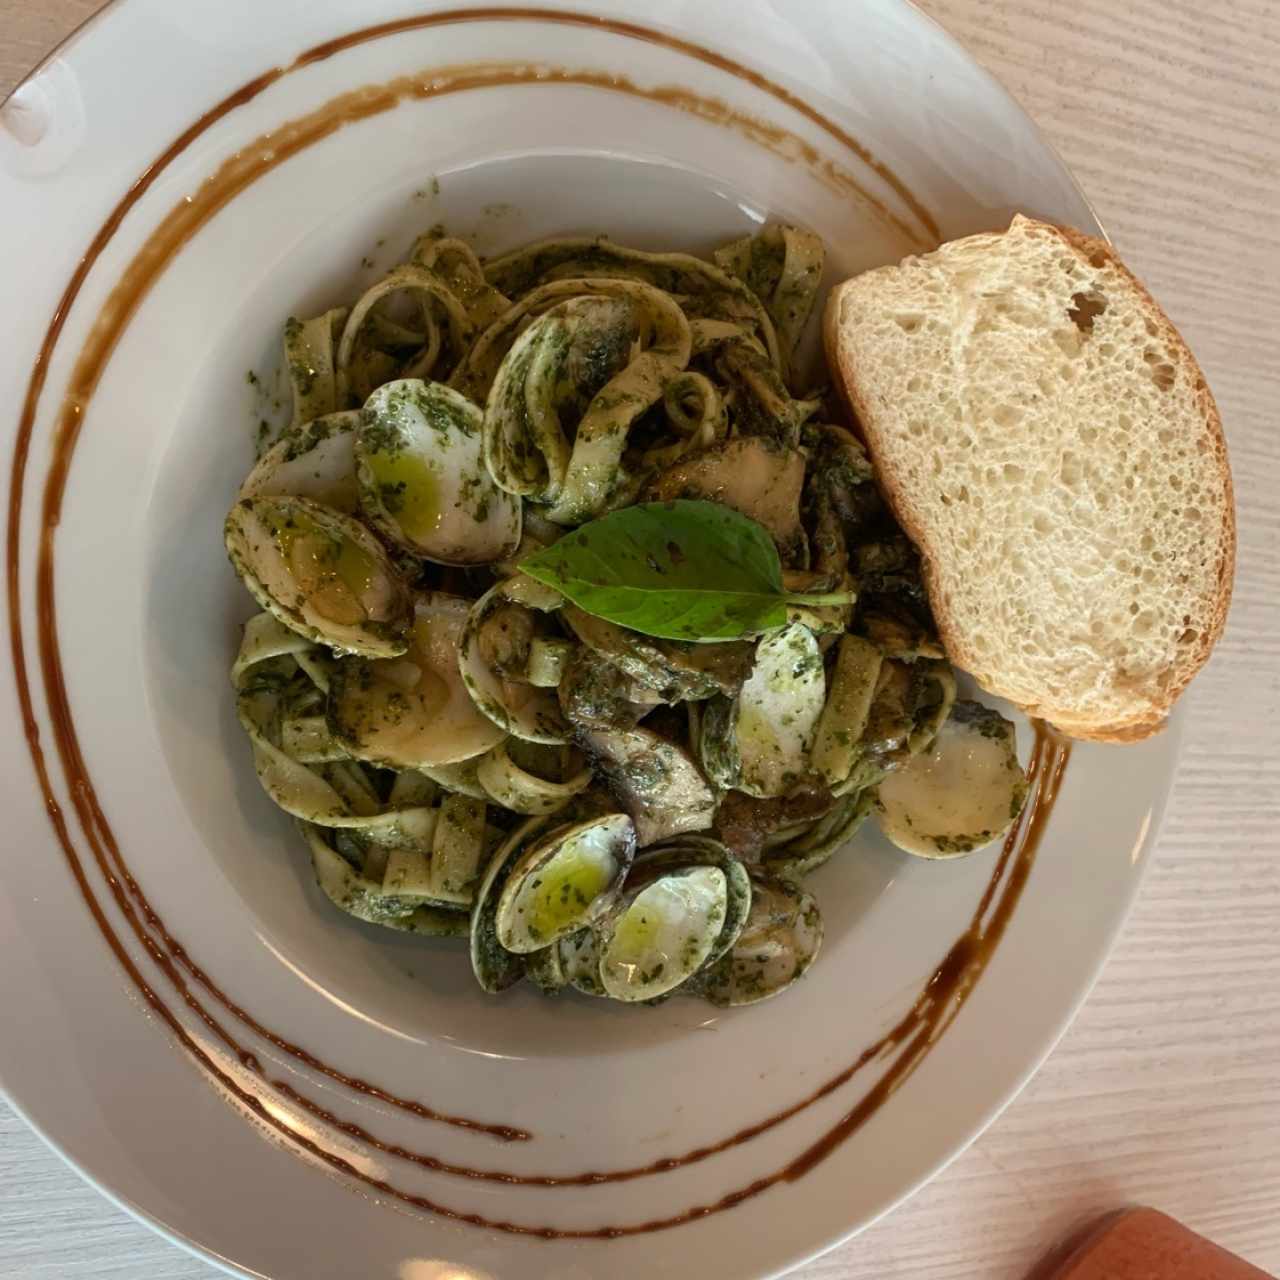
2, 1, 1277, 1276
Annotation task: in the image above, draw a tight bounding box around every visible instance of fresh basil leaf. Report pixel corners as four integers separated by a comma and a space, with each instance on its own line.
521, 500, 851, 642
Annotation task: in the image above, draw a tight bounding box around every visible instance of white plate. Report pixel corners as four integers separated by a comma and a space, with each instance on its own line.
0, 3, 1178, 1277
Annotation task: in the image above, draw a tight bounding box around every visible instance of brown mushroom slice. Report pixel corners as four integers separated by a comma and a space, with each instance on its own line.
876, 701, 1028, 859
581, 724, 717, 846
224, 495, 410, 658
561, 607, 725, 700
644, 436, 805, 556
557, 647, 661, 732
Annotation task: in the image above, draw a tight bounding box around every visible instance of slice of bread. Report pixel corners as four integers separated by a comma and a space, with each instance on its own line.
824, 214, 1234, 742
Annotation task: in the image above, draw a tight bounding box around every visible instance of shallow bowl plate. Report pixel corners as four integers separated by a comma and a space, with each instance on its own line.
0, 2, 1176, 1277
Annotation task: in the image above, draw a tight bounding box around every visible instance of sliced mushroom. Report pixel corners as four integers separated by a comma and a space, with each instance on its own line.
762, 788, 875, 879
327, 593, 505, 769
580, 724, 716, 846
860, 604, 945, 661
240, 411, 361, 512
562, 606, 720, 700
734, 622, 826, 797
357, 378, 520, 565
715, 783, 836, 862
804, 422, 877, 530
494, 813, 635, 954
652, 637, 754, 697
644, 436, 805, 559
225, 495, 410, 657
876, 701, 1028, 858
557, 647, 660, 732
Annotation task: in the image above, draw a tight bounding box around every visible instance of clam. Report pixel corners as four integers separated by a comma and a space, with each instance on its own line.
579, 724, 716, 846
693, 874, 823, 1007
459, 577, 571, 744
493, 813, 635, 954
597, 864, 729, 1002
327, 592, 505, 769
357, 378, 520, 565
875, 700, 1028, 858
225, 495, 410, 657
632, 838, 752, 969
240, 411, 361, 512
469, 816, 549, 992
709, 622, 826, 798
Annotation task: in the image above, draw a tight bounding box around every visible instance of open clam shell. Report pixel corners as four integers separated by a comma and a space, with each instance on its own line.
876, 700, 1028, 858
239, 411, 361, 512
357, 378, 520, 565
225, 495, 409, 657
493, 813, 636, 954
693, 873, 823, 1007
458, 576, 570, 744
597, 863, 730, 1003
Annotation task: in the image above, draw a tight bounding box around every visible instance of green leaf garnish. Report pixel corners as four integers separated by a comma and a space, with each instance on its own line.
520, 500, 854, 642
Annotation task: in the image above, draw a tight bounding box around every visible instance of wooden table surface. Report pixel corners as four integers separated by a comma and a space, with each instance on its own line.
2, 1, 1277, 1276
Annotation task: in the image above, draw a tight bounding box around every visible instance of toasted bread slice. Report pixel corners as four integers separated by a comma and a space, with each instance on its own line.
824, 215, 1234, 741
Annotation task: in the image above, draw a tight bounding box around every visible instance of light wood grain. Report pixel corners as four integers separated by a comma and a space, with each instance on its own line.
2, 1, 1278, 1276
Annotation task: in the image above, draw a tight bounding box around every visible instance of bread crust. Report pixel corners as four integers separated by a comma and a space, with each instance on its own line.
823, 216, 1235, 743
